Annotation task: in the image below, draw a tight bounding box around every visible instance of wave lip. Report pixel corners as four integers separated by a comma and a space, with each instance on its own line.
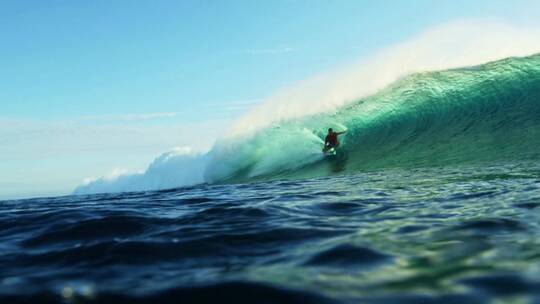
205, 53, 540, 183
72, 21, 540, 195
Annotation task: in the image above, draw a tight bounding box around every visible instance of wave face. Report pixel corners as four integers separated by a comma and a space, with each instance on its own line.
205, 53, 540, 182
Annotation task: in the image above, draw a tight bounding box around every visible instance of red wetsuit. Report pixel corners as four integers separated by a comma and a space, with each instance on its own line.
325, 133, 339, 147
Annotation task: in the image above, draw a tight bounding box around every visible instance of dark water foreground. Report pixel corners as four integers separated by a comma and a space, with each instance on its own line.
2, 161, 540, 303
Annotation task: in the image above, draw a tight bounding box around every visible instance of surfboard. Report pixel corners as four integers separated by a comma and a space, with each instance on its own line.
323, 147, 337, 156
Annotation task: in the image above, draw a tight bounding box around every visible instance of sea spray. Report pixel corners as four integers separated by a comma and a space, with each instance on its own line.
74, 21, 540, 195
75, 147, 208, 195
205, 53, 540, 182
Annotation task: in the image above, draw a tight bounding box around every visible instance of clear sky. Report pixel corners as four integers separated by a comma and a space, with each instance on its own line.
1, 0, 540, 199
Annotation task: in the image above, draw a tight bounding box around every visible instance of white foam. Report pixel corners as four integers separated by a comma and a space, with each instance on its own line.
74, 147, 207, 195
226, 20, 540, 138
74, 20, 540, 193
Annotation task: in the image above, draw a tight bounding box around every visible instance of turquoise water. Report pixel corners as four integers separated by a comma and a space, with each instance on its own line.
3, 54, 540, 303
206, 53, 540, 182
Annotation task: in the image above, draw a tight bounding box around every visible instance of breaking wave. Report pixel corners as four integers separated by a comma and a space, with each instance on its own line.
75, 21, 540, 194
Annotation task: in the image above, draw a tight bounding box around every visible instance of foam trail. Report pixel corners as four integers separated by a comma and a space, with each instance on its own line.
74, 147, 207, 195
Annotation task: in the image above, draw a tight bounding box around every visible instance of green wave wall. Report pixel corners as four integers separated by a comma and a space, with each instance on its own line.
205, 53, 540, 182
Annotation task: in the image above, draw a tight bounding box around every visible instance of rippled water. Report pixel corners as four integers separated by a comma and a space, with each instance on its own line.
2, 161, 540, 303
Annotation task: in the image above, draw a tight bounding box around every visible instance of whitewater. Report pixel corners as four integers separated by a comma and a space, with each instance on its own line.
74, 20, 540, 195
4, 20, 540, 304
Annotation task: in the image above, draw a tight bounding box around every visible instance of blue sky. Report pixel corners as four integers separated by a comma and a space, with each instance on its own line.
1, 0, 540, 199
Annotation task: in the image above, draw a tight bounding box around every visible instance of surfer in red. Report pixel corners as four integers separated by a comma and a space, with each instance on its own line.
323, 128, 347, 153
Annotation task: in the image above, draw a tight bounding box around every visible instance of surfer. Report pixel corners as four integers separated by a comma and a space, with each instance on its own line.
323, 128, 347, 153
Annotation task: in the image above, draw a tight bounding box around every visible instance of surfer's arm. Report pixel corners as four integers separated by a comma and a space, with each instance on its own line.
337, 130, 347, 135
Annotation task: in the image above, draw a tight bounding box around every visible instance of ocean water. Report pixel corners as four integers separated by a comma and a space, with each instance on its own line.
4, 52, 540, 303
2, 161, 540, 303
